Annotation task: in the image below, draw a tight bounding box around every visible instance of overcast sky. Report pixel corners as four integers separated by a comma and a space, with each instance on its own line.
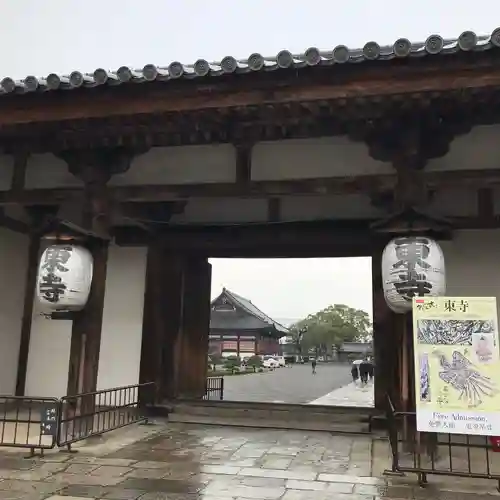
210, 258, 373, 326
3, 3, 496, 323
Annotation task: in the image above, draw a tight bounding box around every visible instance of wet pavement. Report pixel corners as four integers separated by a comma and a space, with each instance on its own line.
222, 363, 353, 403
309, 380, 374, 407
0, 422, 497, 499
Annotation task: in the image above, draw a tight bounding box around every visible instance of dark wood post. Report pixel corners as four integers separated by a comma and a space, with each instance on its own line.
15, 234, 40, 396
15, 206, 60, 396
69, 239, 108, 396
139, 243, 186, 404
139, 249, 185, 402
61, 148, 133, 434
372, 247, 400, 411
176, 256, 212, 399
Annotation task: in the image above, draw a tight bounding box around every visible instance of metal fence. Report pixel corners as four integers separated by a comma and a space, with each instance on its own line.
204, 377, 224, 400
57, 382, 155, 452
0, 396, 59, 457
385, 396, 500, 490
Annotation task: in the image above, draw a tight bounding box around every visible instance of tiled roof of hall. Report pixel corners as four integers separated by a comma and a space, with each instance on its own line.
213, 288, 289, 335
1, 28, 499, 97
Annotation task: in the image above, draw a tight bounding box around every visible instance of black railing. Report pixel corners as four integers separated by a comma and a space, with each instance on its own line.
0, 396, 59, 457
385, 395, 500, 491
204, 376, 224, 400
57, 382, 155, 452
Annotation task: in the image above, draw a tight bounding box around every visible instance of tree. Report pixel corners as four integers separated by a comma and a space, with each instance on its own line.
208, 353, 223, 371
246, 355, 263, 372
223, 356, 241, 373
290, 304, 371, 356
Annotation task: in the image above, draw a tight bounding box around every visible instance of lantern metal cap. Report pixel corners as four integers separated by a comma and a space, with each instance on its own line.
370, 207, 453, 235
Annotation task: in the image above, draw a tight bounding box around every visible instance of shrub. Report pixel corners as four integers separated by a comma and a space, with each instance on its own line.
223, 356, 241, 374
246, 355, 263, 372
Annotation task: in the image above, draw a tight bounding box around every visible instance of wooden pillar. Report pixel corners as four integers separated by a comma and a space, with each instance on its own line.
15, 206, 60, 396
139, 244, 184, 402
372, 248, 400, 411
67, 239, 108, 397
63, 148, 135, 398
139, 249, 185, 402
139, 242, 162, 402
15, 234, 40, 396
177, 256, 212, 399
403, 313, 416, 411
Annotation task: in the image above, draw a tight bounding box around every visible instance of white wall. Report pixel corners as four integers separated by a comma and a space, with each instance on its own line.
97, 245, 147, 390
25, 244, 148, 398
25, 313, 72, 398
441, 230, 500, 318
0, 229, 28, 395
25, 240, 73, 399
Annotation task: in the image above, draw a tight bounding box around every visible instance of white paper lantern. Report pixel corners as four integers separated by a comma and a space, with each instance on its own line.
36, 245, 93, 313
382, 236, 446, 314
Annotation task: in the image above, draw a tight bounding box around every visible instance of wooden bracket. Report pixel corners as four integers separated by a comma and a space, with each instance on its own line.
58, 147, 145, 239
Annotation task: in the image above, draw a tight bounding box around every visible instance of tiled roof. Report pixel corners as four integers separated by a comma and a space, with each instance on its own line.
1, 29, 499, 96
215, 288, 289, 334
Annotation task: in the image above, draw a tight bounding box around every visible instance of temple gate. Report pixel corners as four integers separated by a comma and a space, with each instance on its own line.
0, 28, 498, 416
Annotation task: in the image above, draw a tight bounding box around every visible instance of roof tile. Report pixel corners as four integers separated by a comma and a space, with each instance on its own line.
1, 29, 499, 96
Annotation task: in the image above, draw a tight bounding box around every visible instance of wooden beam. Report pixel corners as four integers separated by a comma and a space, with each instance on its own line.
0, 61, 500, 126
0, 175, 394, 205
0, 209, 29, 233
10, 152, 28, 193
3, 169, 500, 206
477, 188, 494, 218
114, 220, 387, 258
235, 144, 252, 186
267, 198, 281, 222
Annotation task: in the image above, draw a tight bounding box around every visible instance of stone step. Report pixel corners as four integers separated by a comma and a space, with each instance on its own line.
172, 404, 369, 423
174, 399, 372, 415
167, 413, 370, 434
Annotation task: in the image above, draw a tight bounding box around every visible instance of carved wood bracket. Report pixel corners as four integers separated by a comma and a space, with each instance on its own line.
352, 117, 470, 210
57, 147, 145, 239
60, 147, 138, 183
355, 118, 467, 234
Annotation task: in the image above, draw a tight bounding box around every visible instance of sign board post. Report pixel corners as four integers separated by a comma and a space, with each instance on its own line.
412, 296, 500, 436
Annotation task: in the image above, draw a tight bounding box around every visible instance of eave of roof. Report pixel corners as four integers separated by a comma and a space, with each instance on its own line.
1, 29, 499, 97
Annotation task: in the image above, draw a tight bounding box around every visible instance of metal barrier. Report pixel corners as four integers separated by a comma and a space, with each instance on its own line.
385, 396, 500, 490
57, 382, 155, 452
204, 377, 224, 400
0, 396, 59, 457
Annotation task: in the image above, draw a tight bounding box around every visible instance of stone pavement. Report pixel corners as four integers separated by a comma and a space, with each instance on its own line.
309, 380, 374, 407
0, 421, 497, 499
223, 363, 353, 404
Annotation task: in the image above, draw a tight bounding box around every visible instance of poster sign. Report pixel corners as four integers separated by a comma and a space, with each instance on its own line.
40, 403, 58, 437
413, 296, 500, 436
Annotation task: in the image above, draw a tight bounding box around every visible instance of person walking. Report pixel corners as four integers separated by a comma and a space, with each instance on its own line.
351, 362, 360, 384
311, 358, 317, 375
359, 357, 370, 385
368, 358, 374, 382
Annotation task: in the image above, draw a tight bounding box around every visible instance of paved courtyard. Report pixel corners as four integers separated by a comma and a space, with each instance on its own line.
309, 381, 375, 407
0, 421, 496, 499
222, 363, 354, 403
